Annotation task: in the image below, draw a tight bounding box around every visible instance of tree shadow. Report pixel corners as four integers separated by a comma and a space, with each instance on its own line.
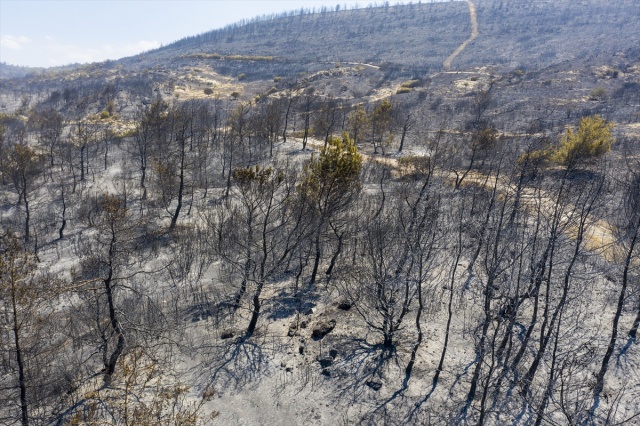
616, 336, 638, 368
311, 337, 418, 425
184, 300, 235, 324
264, 285, 320, 320
198, 337, 267, 393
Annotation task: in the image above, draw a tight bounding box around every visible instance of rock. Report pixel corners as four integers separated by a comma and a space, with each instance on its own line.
366, 380, 382, 391
317, 356, 334, 368
288, 323, 298, 337
220, 331, 234, 339
312, 319, 336, 340
337, 300, 352, 310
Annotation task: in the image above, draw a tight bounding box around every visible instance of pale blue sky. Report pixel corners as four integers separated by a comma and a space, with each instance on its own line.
0, 0, 394, 67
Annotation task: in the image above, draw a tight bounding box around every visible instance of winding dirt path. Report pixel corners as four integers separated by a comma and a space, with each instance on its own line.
443, 0, 479, 71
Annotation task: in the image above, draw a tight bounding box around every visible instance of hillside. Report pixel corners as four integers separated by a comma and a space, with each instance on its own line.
1, 1, 640, 425
136, 0, 640, 74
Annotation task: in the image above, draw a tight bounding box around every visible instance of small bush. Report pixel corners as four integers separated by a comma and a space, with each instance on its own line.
396, 87, 413, 94
237, 73, 246, 81
227, 55, 275, 62
589, 87, 606, 101
117, 128, 137, 138
401, 79, 422, 89
184, 53, 222, 60
203, 88, 214, 96
517, 147, 551, 169
398, 155, 430, 174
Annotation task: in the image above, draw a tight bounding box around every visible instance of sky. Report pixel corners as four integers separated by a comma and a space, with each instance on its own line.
0, 0, 387, 68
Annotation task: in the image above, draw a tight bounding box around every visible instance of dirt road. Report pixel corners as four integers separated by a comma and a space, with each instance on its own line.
443, 0, 479, 71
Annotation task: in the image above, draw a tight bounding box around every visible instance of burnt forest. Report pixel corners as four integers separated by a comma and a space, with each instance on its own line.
1, 0, 640, 424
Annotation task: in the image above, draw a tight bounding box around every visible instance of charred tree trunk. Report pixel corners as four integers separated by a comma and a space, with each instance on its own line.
103, 229, 125, 386
589, 215, 639, 420
22, 177, 30, 244
170, 138, 186, 231
58, 186, 66, 240
10, 275, 29, 426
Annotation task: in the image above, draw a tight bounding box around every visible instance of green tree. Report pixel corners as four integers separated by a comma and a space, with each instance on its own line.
300, 132, 362, 214
299, 133, 362, 285
347, 104, 369, 146
371, 99, 394, 154
551, 115, 613, 168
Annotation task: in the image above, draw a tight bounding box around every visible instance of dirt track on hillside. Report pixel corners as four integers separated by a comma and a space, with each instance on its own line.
443, 0, 479, 71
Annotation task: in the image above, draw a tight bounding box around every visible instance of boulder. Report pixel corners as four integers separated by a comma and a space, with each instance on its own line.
220, 331, 234, 340
312, 319, 336, 340
337, 300, 352, 311
317, 356, 334, 368
366, 380, 382, 391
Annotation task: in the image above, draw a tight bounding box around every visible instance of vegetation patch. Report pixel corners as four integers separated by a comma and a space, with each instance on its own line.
400, 79, 422, 89
520, 115, 614, 169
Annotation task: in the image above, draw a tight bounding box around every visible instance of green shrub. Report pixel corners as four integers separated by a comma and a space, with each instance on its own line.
183, 53, 221, 60
517, 147, 551, 168
401, 79, 422, 89
396, 87, 413, 94
550, 115, 613, 168
227, 55, 275, 62
518, 115, 613, 170
590, 87, 606, 100
398, 155, 430, 174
